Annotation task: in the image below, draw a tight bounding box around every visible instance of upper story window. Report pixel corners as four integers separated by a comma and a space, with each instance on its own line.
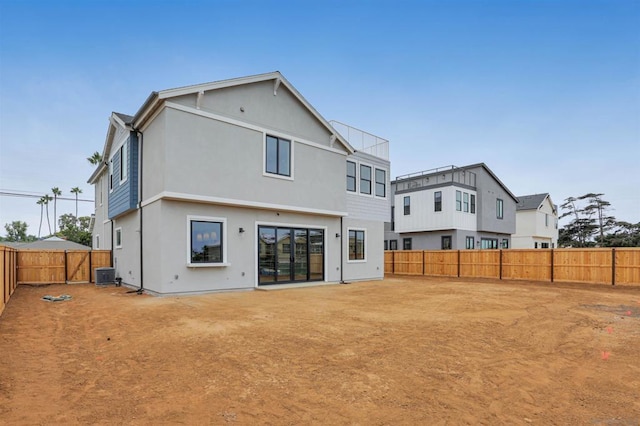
265, 135, 291, 177
119, 142, 128, 183
545, 213, 549, 227
463, 193, 469, 212
188, 216, 228, 266
360, 165, 372, 195
497, 198, 504, 219
346, 161, 356, 192
404, 196, 410, 215
470, 194, 476, 214
391, 206, 395, 230
434, 191, 442, 212
108, 160, 114, 192
456, 190, 462, 211
375, 168, 386, 197
348, 229, 366, 261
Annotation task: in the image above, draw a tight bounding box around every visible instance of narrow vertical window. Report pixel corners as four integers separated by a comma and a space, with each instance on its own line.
497, 198, 504, 219
375, 168, 386, 197
108, 160, 113, 191
384, 240, 388, 250
463, 192, 469, 212
360, 165, 371, 194
390, 240, 398, 250
456, 190, 462, 211
346, 161, 356, 192
403, 196, 410, 215
391, 206, 395, 231
403, 238, 412, 250
466, 236, 474, 249
502, 239, 509, 249
348, 229, 366, 260
470, 194, 476, 214
265, 135, 291, 177
545, 213, 549, 227
115, 228, 122, 249
434, 191, 442, 212
119, 141, 128, 182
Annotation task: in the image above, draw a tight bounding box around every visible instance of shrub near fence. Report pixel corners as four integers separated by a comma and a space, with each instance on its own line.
385, 248, 640, 286
1, 246, 18, 317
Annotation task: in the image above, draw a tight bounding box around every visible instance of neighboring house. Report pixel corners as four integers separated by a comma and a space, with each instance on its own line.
512, 193, 559, 249
385, 163, 518, 250
88, 71, 390, 295
3, 236, 91, 250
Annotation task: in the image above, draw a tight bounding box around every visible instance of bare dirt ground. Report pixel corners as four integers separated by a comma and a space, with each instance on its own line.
1, 276, 639, 425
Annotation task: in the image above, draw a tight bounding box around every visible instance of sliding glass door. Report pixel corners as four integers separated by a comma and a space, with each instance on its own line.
258, 226, 324, 285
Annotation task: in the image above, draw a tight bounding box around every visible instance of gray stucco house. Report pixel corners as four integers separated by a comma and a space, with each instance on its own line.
384, 163, 518, 250
88, 72, 390, 294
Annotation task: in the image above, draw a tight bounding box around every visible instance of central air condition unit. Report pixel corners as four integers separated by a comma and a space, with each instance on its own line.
95, 267, 116, 285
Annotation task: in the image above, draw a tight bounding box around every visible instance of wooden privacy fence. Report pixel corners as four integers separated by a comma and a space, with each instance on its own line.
1, 246, 18, 317
385, 248, 640, 286
15, 250, 112, 284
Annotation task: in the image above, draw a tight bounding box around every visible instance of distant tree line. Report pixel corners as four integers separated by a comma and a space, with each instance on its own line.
559, 193, 639, 247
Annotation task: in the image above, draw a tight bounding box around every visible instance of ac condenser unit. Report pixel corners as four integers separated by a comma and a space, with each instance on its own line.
95, 267, 116, 285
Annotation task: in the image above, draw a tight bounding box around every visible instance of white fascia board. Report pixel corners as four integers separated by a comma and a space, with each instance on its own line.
165, 102, 349, 156
141, 191, 348, 217
157, 72, 282, 99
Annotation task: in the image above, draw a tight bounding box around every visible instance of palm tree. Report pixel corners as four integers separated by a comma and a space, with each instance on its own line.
43, 194, 53, 236
70, 187, 82, 221
88, 151, 102, 165
51, 187, 62, 234
36, 197, 45, 238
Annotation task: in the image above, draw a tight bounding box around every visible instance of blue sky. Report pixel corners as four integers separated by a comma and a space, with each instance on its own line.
1, 0, 639, 237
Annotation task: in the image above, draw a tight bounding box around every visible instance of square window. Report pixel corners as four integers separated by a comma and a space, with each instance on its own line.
375, 168, 386, 197
403, 238, 412, 250
189, 218, 226, 265
360, 165, 372, 194
347, 161, 356, 192
442, 236, 452, 250
348, 229, 366, 260
265, 135, 291, 177
501, 239, 509, 249
390, 240, 398, 250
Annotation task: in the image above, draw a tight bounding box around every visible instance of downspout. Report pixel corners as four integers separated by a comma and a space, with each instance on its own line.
135, 129, 144, 294
340, 216, 344, 283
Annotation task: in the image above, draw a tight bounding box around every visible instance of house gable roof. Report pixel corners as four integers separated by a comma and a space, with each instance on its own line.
87, 111, 132, 184
516, 193, 549, 211
461, 163, 519, 203
132, 71, 354, 154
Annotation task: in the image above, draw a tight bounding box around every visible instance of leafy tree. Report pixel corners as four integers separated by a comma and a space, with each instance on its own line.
579, 193, 616, 244
559, 196, 598, 247
57, 214, 92, 246
51, 187, 62, 234
600, 221, 640, 247
70, 187, 82, 220
3, 221, 36, 242
87, 151, 102, 165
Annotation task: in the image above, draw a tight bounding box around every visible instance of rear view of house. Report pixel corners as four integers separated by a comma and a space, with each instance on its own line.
88, 72, 390, 294
512, 193, 559, 248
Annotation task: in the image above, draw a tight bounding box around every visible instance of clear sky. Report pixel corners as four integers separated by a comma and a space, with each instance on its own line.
1, 0, 639, 237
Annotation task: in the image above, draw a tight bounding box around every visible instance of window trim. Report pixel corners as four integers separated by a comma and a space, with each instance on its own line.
263, 134, 294, 181
187, 215, 229, 267
359, 164, 372, 195
114, 227, 122, 249
346, 160, 356, 192
347, 228, 367, 263
119, 141, 128, 185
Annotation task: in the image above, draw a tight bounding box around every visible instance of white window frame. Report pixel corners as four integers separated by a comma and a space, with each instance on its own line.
115, 227, 122, 249
187, 215, 229, 267
263, 133, 294, 181
119, 141, 128, 184
347, 227, 367, 263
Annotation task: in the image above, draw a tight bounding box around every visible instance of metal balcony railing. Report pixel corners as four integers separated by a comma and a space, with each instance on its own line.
330, 120, 389, 160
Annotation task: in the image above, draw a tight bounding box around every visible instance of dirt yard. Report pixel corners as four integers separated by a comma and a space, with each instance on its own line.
0, 276, 639, 425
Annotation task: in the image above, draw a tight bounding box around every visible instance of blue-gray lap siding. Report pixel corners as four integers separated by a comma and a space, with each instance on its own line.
108, 133, 139, 219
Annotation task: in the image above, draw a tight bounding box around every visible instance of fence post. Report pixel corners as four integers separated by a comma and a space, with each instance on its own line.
89, 251, 93, 283
457, 250, 461, 278
499, 249, 503, 280
612, 248, 616, 286
391, 250, 395, 274
422, 251, 425, 275
550, 248, 554, 283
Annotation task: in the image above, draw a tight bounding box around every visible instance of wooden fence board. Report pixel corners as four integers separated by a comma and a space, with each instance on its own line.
90, 251, 112, 283
502, 249, 552, 282
393, 251, 423, 275
553, 249, 612, 284
384, 251, 394, 274
615, 248, 640, 285
1, 246, 18, 317
423, 250, 458, 277
66, 250, 91, 283
460, 250, 500, 279
17, 250, 66, 284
